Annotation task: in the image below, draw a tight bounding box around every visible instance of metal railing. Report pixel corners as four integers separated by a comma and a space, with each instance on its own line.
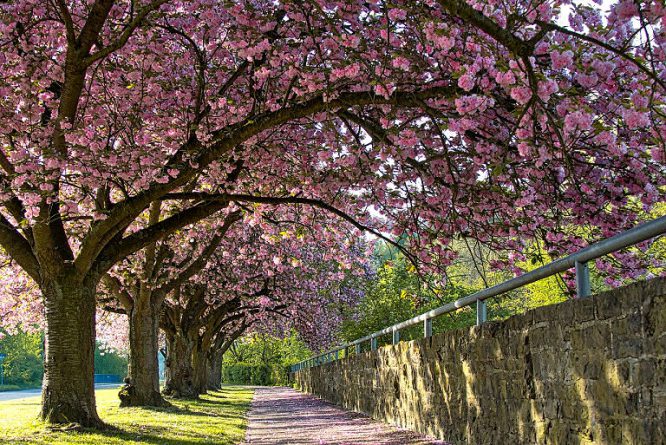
291, 215, 666, 372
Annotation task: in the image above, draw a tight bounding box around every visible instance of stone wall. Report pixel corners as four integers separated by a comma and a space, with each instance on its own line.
295, 278, 666, 444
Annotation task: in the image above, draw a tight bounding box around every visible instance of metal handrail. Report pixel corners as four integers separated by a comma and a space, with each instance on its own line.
291, 216, 666, 372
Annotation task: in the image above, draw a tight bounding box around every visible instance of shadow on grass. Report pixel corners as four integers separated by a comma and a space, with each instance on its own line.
78, 427, 239, 445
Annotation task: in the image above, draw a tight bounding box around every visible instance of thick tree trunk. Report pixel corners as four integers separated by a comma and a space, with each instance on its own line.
207, 350, 223, 391
163, 334, 197, 398
40, 273, 102, 427
192, 347, 209, 395
120, 301, 168, 407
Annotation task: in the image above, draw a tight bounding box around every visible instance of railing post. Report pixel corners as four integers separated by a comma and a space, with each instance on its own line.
392, 329, 400, 345
355, 343, 361, 354
424, 318, 432, 338
575, 260, 591, 298
476, 299, 487, 326
371, 336, 378, 351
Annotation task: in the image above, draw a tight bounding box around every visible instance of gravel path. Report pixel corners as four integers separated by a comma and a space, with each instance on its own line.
242, 386, 443, 445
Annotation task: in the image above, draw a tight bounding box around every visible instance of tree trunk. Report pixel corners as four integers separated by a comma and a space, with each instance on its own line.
163, 334, 197, 398
207, 350, 223, 391
120, 301, 168, 407
40, 273, 102, 427
192, 347, 209, 395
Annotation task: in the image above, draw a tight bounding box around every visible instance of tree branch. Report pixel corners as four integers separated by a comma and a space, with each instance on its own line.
95, 200, 233, 273
83, 0, 169, 67
76, 85, 456, 277
536, 20, 666, 92
154, 211, 241, 297
0, 213, 40, 281
160, 192, 420, 266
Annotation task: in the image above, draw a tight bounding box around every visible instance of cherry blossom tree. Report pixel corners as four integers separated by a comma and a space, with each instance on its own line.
0, 0, 663, 426
157, 212, 366, 398
101, 206, 240, 407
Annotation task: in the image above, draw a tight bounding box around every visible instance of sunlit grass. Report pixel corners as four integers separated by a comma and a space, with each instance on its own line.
0, 386, 254, 444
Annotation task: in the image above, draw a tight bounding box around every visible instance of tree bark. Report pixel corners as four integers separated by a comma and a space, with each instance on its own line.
121, 300, 168, 407
207, 350, 224, 391
40, 272, 102, 427
163, 333, 197, 398
192, 346, 209, 395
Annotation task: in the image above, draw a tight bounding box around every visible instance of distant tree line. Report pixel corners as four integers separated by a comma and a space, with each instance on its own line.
0, 330, 127, 390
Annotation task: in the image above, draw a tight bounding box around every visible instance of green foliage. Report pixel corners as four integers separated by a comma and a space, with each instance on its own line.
222, 332, 310, 385
222, 363, 275, 385
0, 387, 253, 444
94, 343, 128, 377
340, 240, 572, 347
0, 330, 43, 388
0, 385, 21, 392
339, 256, 478, 346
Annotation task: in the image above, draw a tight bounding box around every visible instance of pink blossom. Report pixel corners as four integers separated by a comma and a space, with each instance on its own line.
494, 70, 516, 86
575, 73, 598, 88
388, 9, 407, 21
391, 56, 411, 71
564, 110, 593, 133
550, 50, 574, 70
622, 110, 650, 129
510, 86, 532, 104
615, 0, 638, 19
458, 74, 475, 91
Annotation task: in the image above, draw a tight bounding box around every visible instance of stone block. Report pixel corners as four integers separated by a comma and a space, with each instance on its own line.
612, 336, 643, 359
573, 296, 596, 323
571, 323, 611, 351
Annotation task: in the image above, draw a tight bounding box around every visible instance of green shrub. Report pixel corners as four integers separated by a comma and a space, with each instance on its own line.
0, 384, 22, 392
0, 330, 43, 388
222, 363, 290, 386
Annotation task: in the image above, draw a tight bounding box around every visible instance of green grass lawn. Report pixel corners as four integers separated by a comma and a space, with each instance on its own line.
0, 386, 254, 445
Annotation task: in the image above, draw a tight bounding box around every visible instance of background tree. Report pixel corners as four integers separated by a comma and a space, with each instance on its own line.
222, 331, 311, 386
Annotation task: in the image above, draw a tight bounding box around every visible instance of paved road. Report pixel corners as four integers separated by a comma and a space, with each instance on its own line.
0, 383, 121, 402
242, 387, 445, 445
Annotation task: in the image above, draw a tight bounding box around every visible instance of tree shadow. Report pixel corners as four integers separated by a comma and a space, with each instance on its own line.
83, 427, 238, 445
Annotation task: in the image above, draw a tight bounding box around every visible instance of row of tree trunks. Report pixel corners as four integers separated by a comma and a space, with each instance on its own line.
162, 319, 248, 399
163, 333, 198, 398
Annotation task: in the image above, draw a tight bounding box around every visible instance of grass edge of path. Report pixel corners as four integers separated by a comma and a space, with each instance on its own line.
0, 386, 255, 445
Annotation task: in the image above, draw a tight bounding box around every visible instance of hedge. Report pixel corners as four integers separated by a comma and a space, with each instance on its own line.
221, 363, 290, 386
